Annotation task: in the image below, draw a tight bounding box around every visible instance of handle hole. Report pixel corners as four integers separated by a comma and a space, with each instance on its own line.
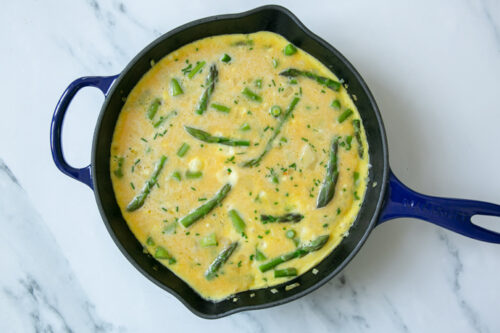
471, 215, 500, 234
62, 87, 104, 168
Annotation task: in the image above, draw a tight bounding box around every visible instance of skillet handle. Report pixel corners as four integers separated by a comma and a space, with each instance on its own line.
378, 169, 500, 243
50, 75, 119, 189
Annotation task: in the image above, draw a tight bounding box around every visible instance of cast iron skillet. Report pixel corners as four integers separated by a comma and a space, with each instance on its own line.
50, 5, 500, 318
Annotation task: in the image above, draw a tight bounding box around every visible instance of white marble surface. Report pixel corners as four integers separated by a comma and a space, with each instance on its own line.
1, 0, 500, 331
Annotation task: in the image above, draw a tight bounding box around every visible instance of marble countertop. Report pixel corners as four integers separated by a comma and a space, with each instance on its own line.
1, 0, 500, 331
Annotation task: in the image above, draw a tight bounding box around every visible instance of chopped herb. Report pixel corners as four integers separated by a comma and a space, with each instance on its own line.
153, 110, 177, 128
255, 79, 262, 89
130, 182, 135, 190
181, 63, 193, 75
272, 58, 279, 68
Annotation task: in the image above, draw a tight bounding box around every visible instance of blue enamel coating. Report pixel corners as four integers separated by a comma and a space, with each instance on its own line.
50, 75, 118, 189
378, 170, 500, 243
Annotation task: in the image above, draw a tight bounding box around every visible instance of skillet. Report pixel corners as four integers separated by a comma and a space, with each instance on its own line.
50, 5, 500, 318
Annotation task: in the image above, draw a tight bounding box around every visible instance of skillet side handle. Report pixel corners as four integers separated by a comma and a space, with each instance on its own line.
50, 75, 119, 189
378, 170, 500, 243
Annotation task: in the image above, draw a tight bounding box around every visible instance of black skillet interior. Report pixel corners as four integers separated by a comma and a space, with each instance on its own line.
92, 5, 388, 318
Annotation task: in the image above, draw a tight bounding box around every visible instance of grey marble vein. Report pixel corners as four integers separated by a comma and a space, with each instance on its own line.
232, 311, 265, 333
383, 296, 409, 333
437, 231, 487, 333
303, 274, 370, 331
112, 1, 162, 37
479, 0, 500, 51
0, 159, 117, 333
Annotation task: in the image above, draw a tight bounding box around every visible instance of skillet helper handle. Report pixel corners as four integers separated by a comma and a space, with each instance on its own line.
50, 75, 118, 189
378, 170, 500, 243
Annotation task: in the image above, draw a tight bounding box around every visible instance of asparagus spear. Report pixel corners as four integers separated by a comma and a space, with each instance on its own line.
184, 126, 250, 146
338, 109, 353, 123
177, 142, 190, 157
260, 213, 304, 224
259, 235, 329, 272
170, 78, 183, 96
242, 87, 262, 102
205, 242, 238, 280
242, 97, 300, 167
179, 183, 232, 228
283, 44, 297, 56
274, 267, 297, 277
228, 209, 246, 233
220, 54, 231, 63
210, 103, 230, 113
352, 119, 364, 158
195, 64, 218, 115
126, 155, 167, 212
200, 233, 218, 247
255, 248, 267, 261
147, 98, 161, 120
279, 68, 341, 91
154, 246, 176, 265
113, 156, 124, 178
316, 138, 339, 208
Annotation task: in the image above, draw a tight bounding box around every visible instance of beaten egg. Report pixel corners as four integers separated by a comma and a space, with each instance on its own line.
110, 31, 369, 300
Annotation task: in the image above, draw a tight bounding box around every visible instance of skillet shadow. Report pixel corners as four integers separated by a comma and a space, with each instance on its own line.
235, 63, 432, 323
